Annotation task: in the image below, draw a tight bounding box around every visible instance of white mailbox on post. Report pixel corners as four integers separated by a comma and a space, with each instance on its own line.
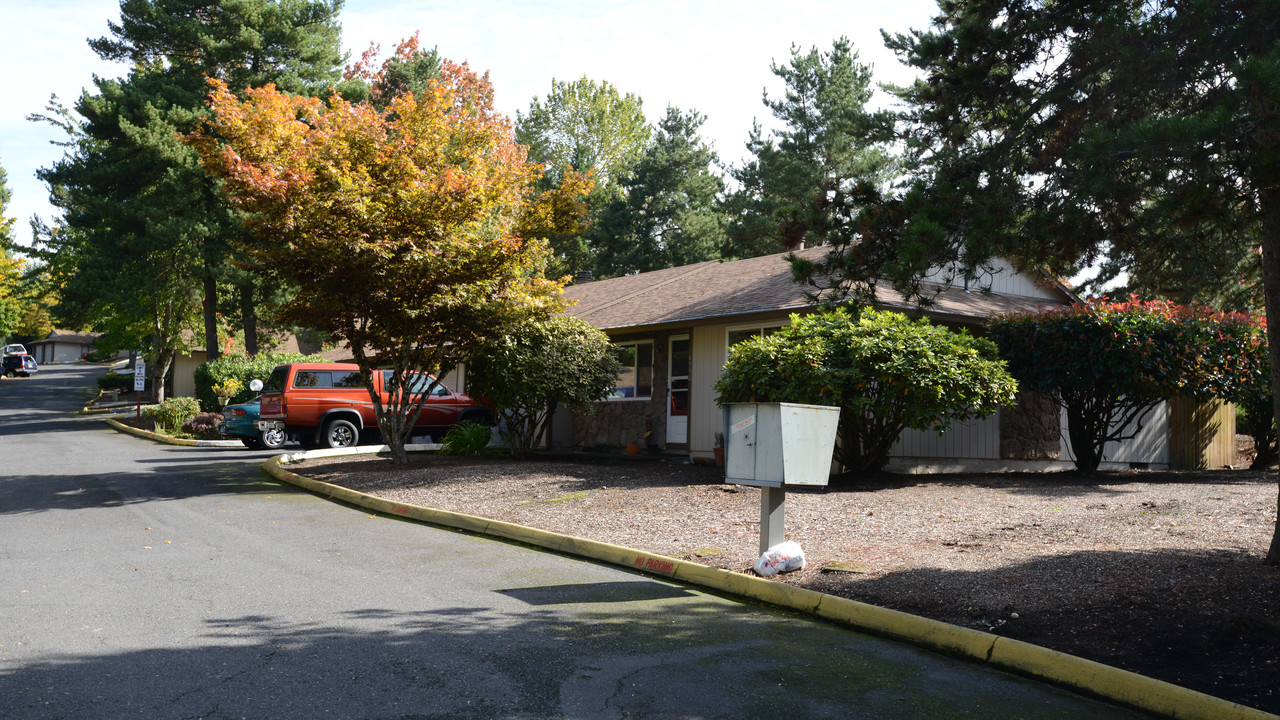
722, 402, 840, 553
723, 402, 839, 487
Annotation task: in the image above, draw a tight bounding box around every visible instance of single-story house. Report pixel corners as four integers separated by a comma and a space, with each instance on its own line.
26, 330, 102, 364
558, 247, 1235, 472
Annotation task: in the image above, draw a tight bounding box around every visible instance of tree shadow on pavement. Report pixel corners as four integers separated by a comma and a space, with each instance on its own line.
0, 592, 1150, 720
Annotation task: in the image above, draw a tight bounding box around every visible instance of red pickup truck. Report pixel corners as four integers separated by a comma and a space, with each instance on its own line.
256, 362, 491, 449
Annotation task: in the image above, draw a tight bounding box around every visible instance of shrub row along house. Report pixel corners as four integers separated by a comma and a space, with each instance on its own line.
554, 247, 1235, 472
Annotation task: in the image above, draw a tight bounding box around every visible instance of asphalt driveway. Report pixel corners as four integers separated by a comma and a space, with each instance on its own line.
0, 365, 1152, 719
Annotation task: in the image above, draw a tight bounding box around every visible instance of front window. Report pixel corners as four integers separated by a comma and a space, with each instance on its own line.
727, 325, 784, 348
610, 341, 653, 400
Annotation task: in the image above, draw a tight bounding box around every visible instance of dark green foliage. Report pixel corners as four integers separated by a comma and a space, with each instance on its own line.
193, 351, 321, 411
32, 0, 348, 396
988, 299, 1266, 473
715, 308, 1017, 474
588, 107, 726, 277
1237, 397, 1277, 470
439, 420, 494, 456
143, 396, 201, 431
466, 316, 620, 458
97, 371, 135, 392
181, 412, 223, 439
83, 348, 114, 363
725, 37, 896, 269
340, 32, 441, 108
873, 0, 1280, 563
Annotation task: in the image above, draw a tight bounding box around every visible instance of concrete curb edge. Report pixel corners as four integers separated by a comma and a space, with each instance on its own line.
104, 417, 243, 448
261, 448, 1276, 720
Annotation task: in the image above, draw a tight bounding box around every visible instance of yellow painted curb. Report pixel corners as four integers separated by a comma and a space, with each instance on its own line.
107, 417, 199, 446
104, 417, 242, 448
987, 636, 1275, 720
262, 449, 1277, 720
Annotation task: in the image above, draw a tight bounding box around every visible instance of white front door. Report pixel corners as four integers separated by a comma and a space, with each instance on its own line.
666, 336, 690, 445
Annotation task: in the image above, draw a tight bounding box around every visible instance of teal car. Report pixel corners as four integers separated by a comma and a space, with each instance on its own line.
219, 398, 288, 450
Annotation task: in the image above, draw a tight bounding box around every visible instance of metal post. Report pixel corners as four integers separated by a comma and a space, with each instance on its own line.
759, 485, 786, 554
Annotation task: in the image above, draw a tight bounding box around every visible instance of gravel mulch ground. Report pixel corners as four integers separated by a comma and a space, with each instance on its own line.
292, 447, 1280, 714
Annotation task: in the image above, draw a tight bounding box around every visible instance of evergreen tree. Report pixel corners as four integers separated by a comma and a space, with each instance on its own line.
34, 0, 347, 378
724, 38, 896, 262
589, 107, 726, 277
871, 0, 1280, 562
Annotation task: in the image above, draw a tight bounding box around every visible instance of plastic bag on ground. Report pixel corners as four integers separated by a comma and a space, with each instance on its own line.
754, 540, 806, 577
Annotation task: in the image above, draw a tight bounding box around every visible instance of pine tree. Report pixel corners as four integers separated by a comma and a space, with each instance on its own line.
877, 0, 1280, 562
589, 107, 726, 277
724, 38, 895, 261
35, 0, 347, 383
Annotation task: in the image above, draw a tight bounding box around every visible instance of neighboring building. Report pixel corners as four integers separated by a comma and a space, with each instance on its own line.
26, 330, 102, 364
559, 247, 1232, 472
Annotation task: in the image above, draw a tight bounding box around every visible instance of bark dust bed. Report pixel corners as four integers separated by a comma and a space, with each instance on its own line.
293, 452, 1278, 713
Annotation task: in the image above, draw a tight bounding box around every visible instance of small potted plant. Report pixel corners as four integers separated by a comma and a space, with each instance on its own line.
213, 377, 243, 408
713, 432, 725, 467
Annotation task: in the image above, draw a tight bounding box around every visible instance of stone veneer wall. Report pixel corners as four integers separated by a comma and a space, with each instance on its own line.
572, 332, 670, 451
1000, 390, 1061, 460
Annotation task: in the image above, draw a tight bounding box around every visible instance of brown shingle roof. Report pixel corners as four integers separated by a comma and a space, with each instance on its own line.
563, 247, 1071, 331
42, 329, 102, 342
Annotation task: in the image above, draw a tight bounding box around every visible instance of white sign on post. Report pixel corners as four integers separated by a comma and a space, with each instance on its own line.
133, 360, 146, 392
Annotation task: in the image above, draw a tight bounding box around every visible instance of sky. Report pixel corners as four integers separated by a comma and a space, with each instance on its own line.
0, 0, 942, 254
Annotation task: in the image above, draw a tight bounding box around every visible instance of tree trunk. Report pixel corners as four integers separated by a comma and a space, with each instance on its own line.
150, 349, 173, 404
1064, 402, 1101, 474
1259, 187, 1280, 565
203, 273, 219, 362
239, 282, 258, 356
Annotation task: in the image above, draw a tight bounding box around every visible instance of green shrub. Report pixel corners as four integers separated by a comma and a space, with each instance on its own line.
439, 420, 494, 456
193, 351, 322, 411
181, 412, 224, 439
466, 316, 620, 458
142, 397, 201, 431
989, 298, 1265, 472
98, 372, 134, 392
716, 308, 1017, 474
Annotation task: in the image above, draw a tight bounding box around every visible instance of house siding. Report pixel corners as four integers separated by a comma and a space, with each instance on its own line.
1059, 402, 1172, 468
573, 331, 673, 451
690, 323, 727, 460
892, 415, 1002, 460
922, 258, 1064, 301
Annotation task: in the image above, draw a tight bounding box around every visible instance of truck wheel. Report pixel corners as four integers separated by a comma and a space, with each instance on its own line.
260, 426, 287, 450
322, 418, 359, 449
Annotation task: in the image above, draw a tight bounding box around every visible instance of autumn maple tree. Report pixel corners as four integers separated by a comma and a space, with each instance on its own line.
189, 56, 590, 463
